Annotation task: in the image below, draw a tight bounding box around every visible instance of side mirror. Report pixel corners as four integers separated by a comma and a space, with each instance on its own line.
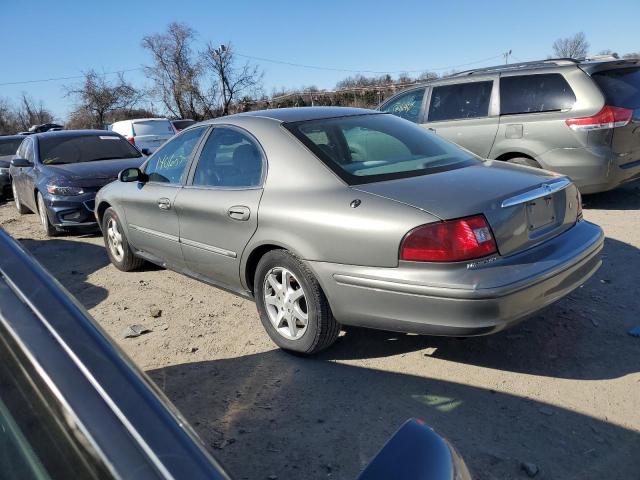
10, 157, 31, 168
141, 148, 152, 156
357, 419, 471, 480
118, 167, 147, 183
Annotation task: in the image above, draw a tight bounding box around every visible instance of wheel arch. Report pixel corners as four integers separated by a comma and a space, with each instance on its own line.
494, 152, 536, 162
96, 200, 112, 228
242, 243, 286, 294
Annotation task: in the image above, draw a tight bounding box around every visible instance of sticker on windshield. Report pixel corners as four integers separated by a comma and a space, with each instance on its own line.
99, 136, 120, 140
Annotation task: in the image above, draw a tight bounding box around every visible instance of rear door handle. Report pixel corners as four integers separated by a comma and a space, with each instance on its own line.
228, 205, 250, 221
157, 198, 171, 210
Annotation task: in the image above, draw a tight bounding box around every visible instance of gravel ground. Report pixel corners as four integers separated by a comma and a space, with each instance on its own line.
1, 184, 639, 480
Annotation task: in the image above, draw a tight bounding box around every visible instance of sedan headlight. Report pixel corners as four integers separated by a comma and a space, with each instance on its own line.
46, 185, 84, 196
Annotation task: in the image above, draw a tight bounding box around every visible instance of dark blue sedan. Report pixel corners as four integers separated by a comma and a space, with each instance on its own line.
9, 130, 144, 235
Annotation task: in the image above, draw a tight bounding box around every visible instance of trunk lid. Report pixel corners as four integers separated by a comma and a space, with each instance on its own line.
354, 161, 580, 256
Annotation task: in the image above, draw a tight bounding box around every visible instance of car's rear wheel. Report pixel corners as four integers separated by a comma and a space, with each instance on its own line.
507, 157, 541, 168
102, 207, 144, 271
12, 181, 29, 214
37, 192, 58, 237
255, 250, 340, 354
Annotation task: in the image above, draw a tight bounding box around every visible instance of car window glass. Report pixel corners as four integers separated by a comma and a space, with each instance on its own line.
133, 120, 175, 136
39, 135, 141, 165
380, 89, 425, 123
500, 74, 576, 115
144, 127, 206, 184
192, 127, 263, 188
428, 81, 492, 121
592, 67, 640, 109
0, 138, 22, 156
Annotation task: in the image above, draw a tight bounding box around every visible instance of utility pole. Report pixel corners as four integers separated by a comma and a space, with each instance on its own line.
503, 50, 512, 64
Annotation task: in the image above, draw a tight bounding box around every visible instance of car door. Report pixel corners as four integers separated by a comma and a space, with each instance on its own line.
422, 78, 500, 158
121, 126, 207, 268
175, 125, 265, 291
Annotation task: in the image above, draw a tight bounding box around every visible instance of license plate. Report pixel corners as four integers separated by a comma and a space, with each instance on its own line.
526, 196, 555, 231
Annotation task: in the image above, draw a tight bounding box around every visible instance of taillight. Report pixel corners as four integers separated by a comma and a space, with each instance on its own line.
566, 105, 633, 131
400, 215, 497, 262
127, 136, 135, 145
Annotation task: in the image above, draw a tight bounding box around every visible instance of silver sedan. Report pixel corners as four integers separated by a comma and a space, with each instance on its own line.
95, 107, 604, 354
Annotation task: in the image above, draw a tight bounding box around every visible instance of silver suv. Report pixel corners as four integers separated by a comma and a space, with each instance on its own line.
379, 57, 640, 193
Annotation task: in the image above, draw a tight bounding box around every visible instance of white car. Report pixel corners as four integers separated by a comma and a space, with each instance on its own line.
110, 118, 176, 154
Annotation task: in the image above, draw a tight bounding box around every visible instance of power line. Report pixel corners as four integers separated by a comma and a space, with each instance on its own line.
0, 67, 144, 87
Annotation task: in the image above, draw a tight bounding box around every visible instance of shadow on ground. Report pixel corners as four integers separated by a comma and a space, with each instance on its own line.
149, 352, 640, 480
583, 181, 640, 210
18, 238, 109, 309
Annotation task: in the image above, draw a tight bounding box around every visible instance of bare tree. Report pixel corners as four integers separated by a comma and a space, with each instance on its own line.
15, 93, 54, 131
65, 70, 141, 129
552, 32, 590, 59
204, 42, 263, 116
0, 98, 20, 135
142, 22, 216, 120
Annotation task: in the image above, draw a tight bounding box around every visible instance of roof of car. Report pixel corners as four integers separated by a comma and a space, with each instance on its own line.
230, 106, 380, 123
32, 129, 122, 139
113, 118, 171, 124
0, 135, 26, 141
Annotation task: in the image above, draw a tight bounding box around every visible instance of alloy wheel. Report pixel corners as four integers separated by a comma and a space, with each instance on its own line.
263, 267, 309, 340
106, 217, 125, 262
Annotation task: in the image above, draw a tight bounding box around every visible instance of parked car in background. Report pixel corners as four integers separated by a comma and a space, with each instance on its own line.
95, 107, 603, 354
110, 118, 176, 154
172, 119, 196, 132
0, 227, 470, 480
28, 122, 64, 133
0, 135, 24, 198
379, 56, 640, 194
9, 130, 144, 236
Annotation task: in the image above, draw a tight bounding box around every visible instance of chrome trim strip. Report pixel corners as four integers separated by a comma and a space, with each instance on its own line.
180, 237, 237, 258
129, 224, 180, 243
501, 178, 571, 208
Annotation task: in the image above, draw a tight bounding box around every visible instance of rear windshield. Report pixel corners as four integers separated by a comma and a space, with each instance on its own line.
592, 67, 640, 109
0, 138, 22, 156
285, 114, 478, 185
133, 120, 175, 136
39, 135, 142, 165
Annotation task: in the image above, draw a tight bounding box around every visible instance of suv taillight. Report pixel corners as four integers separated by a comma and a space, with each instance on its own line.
400, 215, 497, 262
566, 105, 633, 131
127, 136, 136, 145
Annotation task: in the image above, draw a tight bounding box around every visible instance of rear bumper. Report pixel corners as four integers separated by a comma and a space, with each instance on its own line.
536, 147, 640, 194
43, 192, 98, 228
307, 220, 604, 336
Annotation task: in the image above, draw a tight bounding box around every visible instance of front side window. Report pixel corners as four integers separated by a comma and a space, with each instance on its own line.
144, 127, 206, 184
380, 88, 426, 123
192, 127, 263, 188
0, 138, 22, 156
38, 135, 142, 165
428, 81, 493, 122
500, 74, 576, 115
286, 113, 478, 185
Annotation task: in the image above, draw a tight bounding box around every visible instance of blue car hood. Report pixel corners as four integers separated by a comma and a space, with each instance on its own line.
46, 157, 144, 187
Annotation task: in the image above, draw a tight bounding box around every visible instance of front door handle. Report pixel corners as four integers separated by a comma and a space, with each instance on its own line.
228, 205, 250, 221
157, 197, 171, 210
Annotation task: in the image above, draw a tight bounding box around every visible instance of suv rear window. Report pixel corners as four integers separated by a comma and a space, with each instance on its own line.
428, 81, 492, 122
133, 120, 175, 136
500, 74, 576, 115
285, 114, 478, 185
592, 67, 640, 109
39, 134, 142, 165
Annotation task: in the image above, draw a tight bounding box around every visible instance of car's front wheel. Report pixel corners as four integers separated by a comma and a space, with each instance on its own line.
254, 250, 340, 354
12, 181, 29, 214
37, 192, 58, 237
102, 207, 144, 271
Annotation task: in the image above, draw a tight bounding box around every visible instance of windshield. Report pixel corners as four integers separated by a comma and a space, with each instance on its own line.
0, 138, 22, 156
39, 135, 142, 165
592, 67, 640, 109
285, 113, 478, 184
133, 120, 175, 136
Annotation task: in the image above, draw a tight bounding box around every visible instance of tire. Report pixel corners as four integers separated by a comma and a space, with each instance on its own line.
507, 157, 541, 168
102, 207, 144, 271
37, 192, 59, 237
12, 181, 29, 214
254, 249, 340, 354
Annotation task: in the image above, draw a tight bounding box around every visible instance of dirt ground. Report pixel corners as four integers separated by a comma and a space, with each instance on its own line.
1, 183, 639, 480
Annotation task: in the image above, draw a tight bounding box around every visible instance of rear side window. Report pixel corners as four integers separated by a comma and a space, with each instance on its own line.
428, 81, 492, 122
39, 135, 142, 165
0, 138, 22, 156
500, 74, 575, 115
133, 120, 175, 136
592, 67, 640, 109
380, 88, 425, 123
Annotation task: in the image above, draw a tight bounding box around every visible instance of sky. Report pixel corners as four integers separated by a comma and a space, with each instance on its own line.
1, 0, 639, 120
